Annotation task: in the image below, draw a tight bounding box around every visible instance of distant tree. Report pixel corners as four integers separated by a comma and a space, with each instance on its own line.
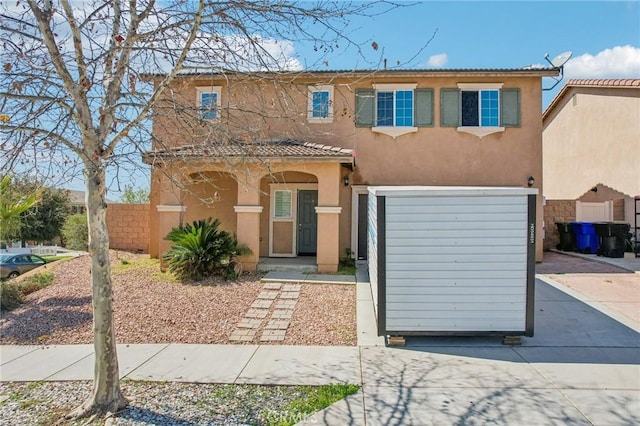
120, 185, 149, 203
62, 214, 89, 251
0, 0, 401, 420
16, 183, 71, 244
0, 175, 41, 245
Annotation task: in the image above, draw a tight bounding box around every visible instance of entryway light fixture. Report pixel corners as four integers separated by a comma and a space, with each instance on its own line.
527, 176, 535, 187
343, 175, 350, 187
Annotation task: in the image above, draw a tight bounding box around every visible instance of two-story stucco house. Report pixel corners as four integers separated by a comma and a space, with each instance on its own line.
143, 68, 557, 272
542, 79, 640, 249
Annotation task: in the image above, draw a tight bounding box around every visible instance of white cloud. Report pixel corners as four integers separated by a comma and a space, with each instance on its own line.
564, 45, 640, 79
427, 53, 448, 68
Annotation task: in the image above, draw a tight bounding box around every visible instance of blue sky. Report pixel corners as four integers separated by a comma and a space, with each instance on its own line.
68, 1, 640, 196
294, 0, 640, 108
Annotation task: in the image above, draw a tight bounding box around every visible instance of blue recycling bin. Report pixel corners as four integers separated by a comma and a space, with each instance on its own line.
571, 222, 599, 254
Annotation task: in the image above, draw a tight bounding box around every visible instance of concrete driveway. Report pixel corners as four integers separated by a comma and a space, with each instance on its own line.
309, 252, 639, 425
1, 251, 638, 425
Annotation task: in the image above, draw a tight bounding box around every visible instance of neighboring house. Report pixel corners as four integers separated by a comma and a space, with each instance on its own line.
542, 79, 640, 249
65, 189, 115, 214
144, 68, 557, 272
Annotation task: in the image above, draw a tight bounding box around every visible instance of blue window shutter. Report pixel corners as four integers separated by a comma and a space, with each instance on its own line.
414, 89, 434, 127
355, 89, 375, 127
440, 88, 460, 127
501, 88, 520, 127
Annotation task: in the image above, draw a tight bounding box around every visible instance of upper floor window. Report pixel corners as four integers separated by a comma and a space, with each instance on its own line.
356, 84, 433, 139
376, 89, 414, 127
307, 85, 333, 123
196, 86, 221, 120
461, 89, 499, 127
441, 84, 520, 138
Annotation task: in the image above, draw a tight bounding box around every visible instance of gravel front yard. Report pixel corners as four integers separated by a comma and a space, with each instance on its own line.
0, 380, 352, 425
0, 252, 356, 346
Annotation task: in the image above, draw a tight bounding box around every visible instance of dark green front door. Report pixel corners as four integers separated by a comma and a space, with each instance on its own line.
297, 190, 318, 255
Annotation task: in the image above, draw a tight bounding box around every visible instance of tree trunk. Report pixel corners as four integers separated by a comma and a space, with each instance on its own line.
68, 162, 127, 419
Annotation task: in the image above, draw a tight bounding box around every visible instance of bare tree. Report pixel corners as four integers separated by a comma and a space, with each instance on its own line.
0, 0, 398, 419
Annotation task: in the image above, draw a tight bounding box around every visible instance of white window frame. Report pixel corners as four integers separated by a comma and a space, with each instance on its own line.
456, 83, 504, 138
196, 86, 222, 120
371, 83, 418, 139
273, 190, 293, 219
307, 85, 334, 123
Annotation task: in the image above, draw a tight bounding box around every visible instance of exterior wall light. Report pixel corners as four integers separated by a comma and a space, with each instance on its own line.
343, 175, 350, 187
527, 176, 535, 187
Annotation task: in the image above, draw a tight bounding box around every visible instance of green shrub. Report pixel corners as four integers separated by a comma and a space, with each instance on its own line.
61, 213, 88, 251
163, 218, 251, 281
1, 272, 54, 312
1, 281, 24, 311
18, 272, 54, 296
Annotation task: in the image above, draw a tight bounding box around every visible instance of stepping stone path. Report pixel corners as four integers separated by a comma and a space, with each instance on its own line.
229, 282, 299, 342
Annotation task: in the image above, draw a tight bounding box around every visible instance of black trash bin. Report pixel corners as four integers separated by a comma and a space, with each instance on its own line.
555, 222, 574, 251
593, 222, 630, 258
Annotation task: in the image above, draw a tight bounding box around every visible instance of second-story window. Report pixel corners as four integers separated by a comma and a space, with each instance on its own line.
356, 83, 433, 139
376, 90, 414, 127
461, 89, 499, 127
196, 86, 221, 120
441, 83, 520, 138
307, 85, 334, 123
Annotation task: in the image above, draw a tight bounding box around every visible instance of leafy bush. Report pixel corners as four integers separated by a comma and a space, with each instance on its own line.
61, 213, 88, 250
163, 218, 251, 281
18, 272, 54, 296
1, 272, 55, 312
1, 281, 23, 311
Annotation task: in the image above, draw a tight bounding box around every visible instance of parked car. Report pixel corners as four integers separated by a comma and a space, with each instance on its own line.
0, 253, 47, 279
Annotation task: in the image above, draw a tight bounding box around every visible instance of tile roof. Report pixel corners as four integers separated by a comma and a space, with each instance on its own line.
565, 79, 640, 87
143, 139, 354, 164
144, 67, 558, 79
543, 78, 640, 122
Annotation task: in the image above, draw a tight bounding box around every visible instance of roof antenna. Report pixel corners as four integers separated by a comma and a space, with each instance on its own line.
543, 51, 573, 91
383, 58, 387, 70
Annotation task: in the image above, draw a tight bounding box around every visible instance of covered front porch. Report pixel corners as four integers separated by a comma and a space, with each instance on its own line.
145, 139, 354, 273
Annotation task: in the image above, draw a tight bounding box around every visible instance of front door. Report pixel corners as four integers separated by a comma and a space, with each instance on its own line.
297, 190, 318, 255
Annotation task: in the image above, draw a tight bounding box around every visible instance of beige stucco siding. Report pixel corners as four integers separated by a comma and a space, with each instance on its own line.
149, 72, 551, 264
543, 88, 640, 200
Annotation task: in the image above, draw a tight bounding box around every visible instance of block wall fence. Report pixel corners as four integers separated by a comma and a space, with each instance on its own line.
543, 200, 576, 251
106, 203, 150, 253
104, 201, 622, 255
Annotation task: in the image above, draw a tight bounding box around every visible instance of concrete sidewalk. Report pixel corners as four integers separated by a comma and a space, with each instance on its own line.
1, 255, 639, 425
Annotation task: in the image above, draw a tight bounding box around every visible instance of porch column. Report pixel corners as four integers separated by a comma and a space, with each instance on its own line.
234, 170, 263, 271
233, 205, 262, 271
156, 205, 186, 269
315, 206, 342, 272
